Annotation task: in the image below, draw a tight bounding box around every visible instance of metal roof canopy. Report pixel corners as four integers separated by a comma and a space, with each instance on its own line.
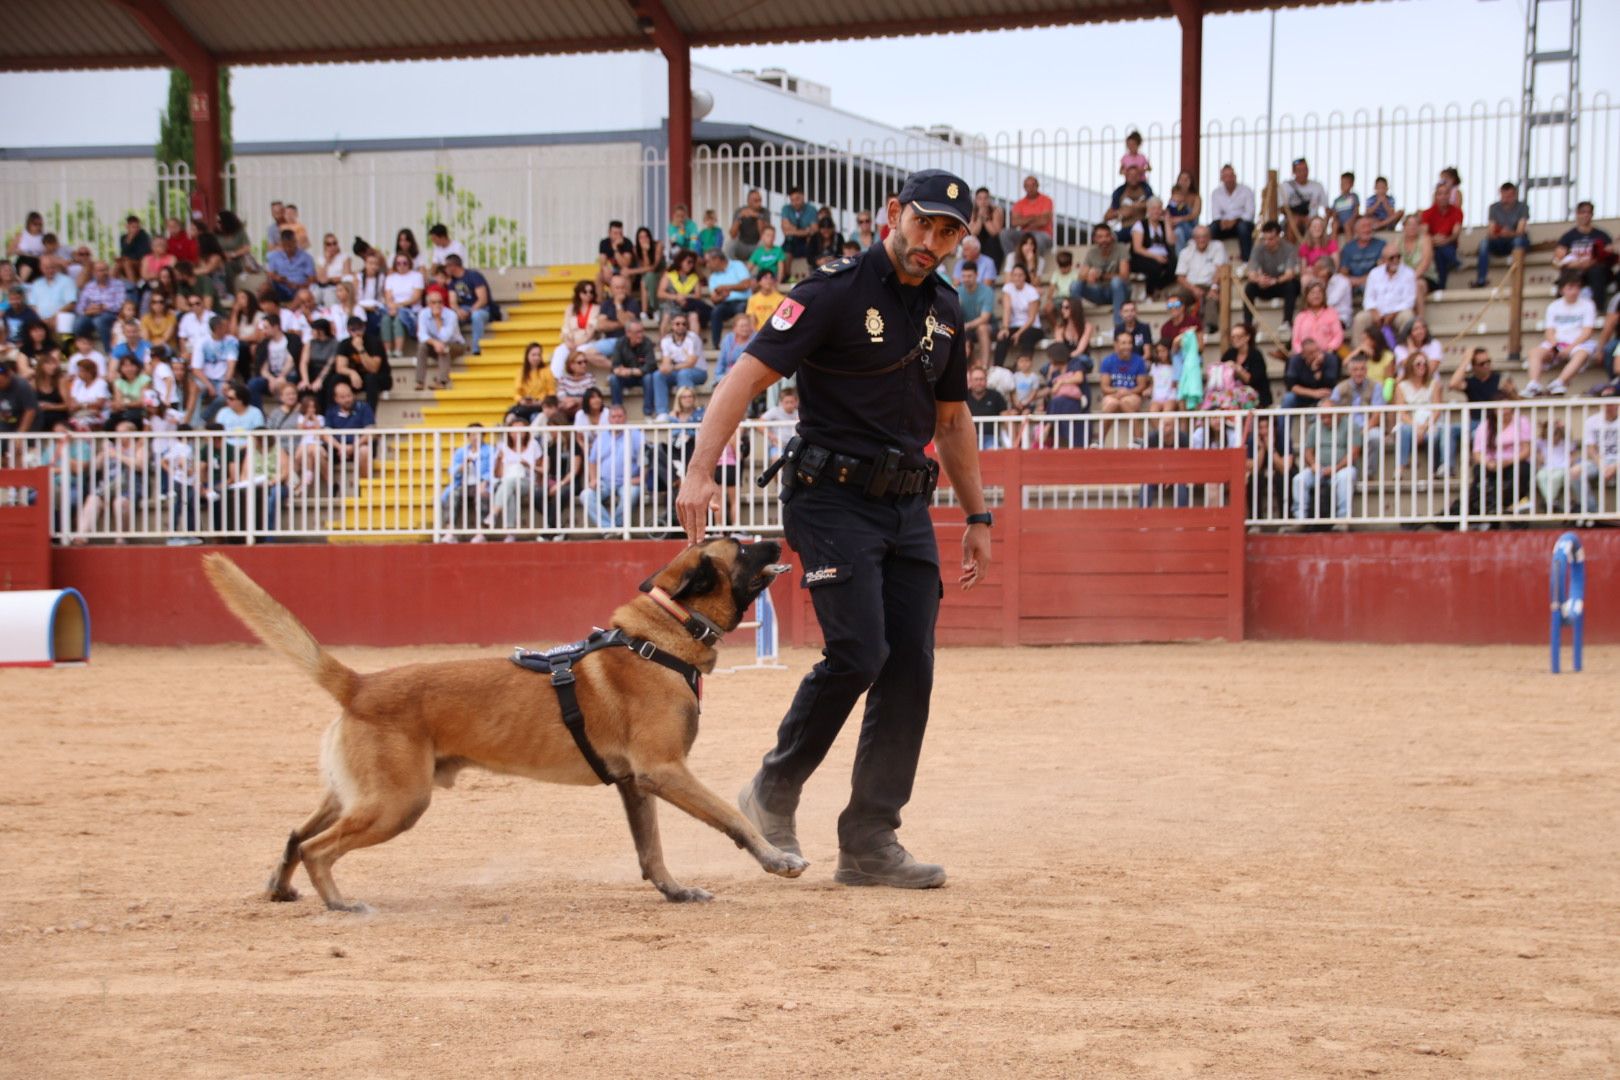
2, 0, 1351, 224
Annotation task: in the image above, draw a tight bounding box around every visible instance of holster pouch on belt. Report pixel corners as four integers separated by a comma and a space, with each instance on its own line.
795, 443, 831, 488
757, 435, 802, 489
864, 447, 903, 499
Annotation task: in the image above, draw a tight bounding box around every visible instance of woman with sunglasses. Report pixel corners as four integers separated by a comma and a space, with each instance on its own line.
381, 254, 424, 359
655, 249, 709, 338
312, 234, 352, 308
550, 280, 601, 378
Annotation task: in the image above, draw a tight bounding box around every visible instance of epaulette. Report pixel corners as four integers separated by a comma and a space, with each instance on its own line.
817, 256, 857, 276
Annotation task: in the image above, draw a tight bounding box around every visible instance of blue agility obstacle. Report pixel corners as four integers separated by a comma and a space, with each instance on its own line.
1549, 532, 1585, 674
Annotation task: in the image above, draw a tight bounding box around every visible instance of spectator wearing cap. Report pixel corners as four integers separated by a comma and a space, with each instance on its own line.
265, 229, 316, 303
1472, 182, 1531, 289
1209, 164, 1256, 261
1005, 175, 1056, 257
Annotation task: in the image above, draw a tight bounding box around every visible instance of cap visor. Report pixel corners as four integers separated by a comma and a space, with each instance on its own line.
907, 201, 969, 226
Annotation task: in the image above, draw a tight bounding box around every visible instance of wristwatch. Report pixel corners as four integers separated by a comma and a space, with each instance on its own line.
964, 512, 994, 528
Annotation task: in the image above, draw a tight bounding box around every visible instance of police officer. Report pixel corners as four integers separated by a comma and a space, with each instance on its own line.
676, 170, 992, 889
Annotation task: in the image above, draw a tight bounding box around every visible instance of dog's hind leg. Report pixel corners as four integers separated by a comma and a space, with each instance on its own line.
636, 762, 809, 880
265, 789, 342, 902
297, 794, 430, 913
617, 779, 712, 903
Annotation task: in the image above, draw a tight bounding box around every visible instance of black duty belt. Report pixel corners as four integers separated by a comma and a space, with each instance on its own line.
759, 436, 938, 502
510, 628, 702, 785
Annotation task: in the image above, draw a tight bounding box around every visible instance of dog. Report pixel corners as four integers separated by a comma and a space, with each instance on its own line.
202, 539, 808, 910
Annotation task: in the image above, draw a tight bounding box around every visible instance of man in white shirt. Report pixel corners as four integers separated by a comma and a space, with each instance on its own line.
176, 293, 213, 361
1527, 273, 1599, 397
1174, 225, 1228, 326
425, 224, 468, 272
653, 313, 705, 416
26, 256, 78, 333
1321, 258, 1353, 328
1280, 158, 1328, 242
1577, 399, 1620, 513
1352, 251, 1417, 344
414, 291, 466, 390
1208, 164, 1256, 260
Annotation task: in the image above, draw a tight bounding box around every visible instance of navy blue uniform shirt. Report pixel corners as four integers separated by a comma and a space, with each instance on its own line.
745, 242, 968, 469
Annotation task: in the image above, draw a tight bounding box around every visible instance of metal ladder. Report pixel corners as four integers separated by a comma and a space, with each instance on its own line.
1518, 0, 1581, 218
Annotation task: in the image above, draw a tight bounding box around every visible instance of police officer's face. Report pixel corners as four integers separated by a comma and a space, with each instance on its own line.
888, 202, 965, 282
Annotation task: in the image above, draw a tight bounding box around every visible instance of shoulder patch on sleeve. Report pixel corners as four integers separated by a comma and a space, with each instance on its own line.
818, 256, 857, 275
770, 297, 805, 331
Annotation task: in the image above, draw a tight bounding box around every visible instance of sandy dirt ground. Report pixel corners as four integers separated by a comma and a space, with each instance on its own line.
2, 641, 1619, 1078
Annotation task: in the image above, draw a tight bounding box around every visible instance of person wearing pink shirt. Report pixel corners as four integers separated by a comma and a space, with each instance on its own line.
1291, 281, 1344, 356
1470, 390, 1534, 518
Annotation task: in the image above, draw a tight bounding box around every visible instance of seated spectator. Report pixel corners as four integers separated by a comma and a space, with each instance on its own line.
713, 313, 752, 388
656, 249, 709, 338
1114, 300, 1151, 356
139, 238, 176, 295
1291, 403, 1358, 523
1208, 164, 1256, 261
746, 270, 786, 330
1472, 182, 1531, 289
1447, 347, 1501, 403
598, 220, 633, 277
1393, 354, 1459, 477
578, 405, 645, 530
1394, 317, 1442, 379
28, 256, 78, 334
425, 223, 467, 272
581, 272, 640, 364
806, 215, 844, 267
652, 313, 706, 416
264, 381, 302, 433
1105, 167, 1153, 238
1005, 175, 1056, 256
550, 280, 600, 377
1331, 172, 1360, 237
726, 190, 767, 262
1338, 217, 1385, 289
144, 345, 178, 414
415, 291, 466, 391
66, 356, 110, 429
695, 209, 723, 257
4, 284, 40, 343
1599, 292, 1620, 380
329, 317, 386, 410
214, 380, 266, 482
1292, 282, 1344, 358
324, 280, 368, 343
1157, 294, 1200, 349
1534, 416, 1577, 513
140, 290, 178, 351
608, 318, 657, 415
1364, 176, 1403, 231
1526, 272, 1598, 398
1283, 338, 1341, 408
1129, 200, 1175, 299
246, 318, 301, 410
283, 289, 317, 342
760, 385, 800, 456
118, 214, 152, 279
1174, 225, 1227, 327
1098, 330, 1147, 415
1222, 322, 1272, 408
574, 387, 610, 445
964, 364, 1010, 449
191, 315, 238, 421
29, 352, 66, 431
779, 187, 817, 275
1166, 171, 1202, 250
321, 380, 375, 480
555, 352, 595, 417
67, 331, 108, 380
486, 415, 545, 538
1279, 158, 1328, 241
312, 233, 351, 308
704, 248, 753, 349
1553, 201, 1615, 311
214, 210, 254, 295
995, 264, 1042, 368
379, 253, 424, 358
1470, 391, 1534, 517
1419, 184, 1463, 289
951, 235, 997, 285
73, 261, 125, 349
1045, 343, 1093, 447
1297, 217, 1338, 286
968, 186, 1007, 268
1344, 326, 1396, 388
0, 360, 38, 434
1576, 399, 1620, 514
16, 320, 56, 372
1009, 351, 1046, 417
957, 261, 997, 367
1045, 249, 1080, 325
265, 229, 315, 303
1147, 342, 1178, 414
1075, 222, 1129, 322
1353, 251, 1418, 344
1003, 233, 1045, 286
1244, 223, 1301, 328
512, 342, 558, 422
437, 424, 493, 541
850, 210, 879, 253
8, 211, 47, 279
667, 202, 699, 254
745, 225, 785, 284
626, 227, 663, 309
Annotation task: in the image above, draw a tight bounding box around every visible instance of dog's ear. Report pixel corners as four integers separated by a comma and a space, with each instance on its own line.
670, 555, 719, 602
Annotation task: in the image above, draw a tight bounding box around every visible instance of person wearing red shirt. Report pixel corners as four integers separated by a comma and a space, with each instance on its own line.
161, 217, 198, 265
1418, 184, 1463, 289
1005, 175, 1055, 257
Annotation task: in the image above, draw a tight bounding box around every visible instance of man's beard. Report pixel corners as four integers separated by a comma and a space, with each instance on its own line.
889, 230, 939, 278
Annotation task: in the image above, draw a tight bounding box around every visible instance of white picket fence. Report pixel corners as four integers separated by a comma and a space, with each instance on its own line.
4, 399, 1617, 544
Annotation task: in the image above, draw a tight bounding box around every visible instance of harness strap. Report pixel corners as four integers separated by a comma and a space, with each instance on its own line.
547, 657, 619, 785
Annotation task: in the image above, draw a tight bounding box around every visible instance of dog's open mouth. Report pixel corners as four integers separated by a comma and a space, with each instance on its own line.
751, 563, 793, 589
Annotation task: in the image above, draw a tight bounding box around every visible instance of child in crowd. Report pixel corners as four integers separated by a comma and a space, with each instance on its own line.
1148, 341, 1178, 413
1011, 352, 1044, 415
1364, 177, 1402, 230
1332, 172, 1360, 236
1119, 131, 1151, 177
749, 225, 786, 281
140, 236, 175, 287
696, 210, 723, 256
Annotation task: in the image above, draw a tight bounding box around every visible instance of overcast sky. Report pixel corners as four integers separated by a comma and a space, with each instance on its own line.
1, 0, 1615, 149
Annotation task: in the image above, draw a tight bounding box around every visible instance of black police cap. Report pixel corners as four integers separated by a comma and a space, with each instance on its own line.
898, 170, 971, 226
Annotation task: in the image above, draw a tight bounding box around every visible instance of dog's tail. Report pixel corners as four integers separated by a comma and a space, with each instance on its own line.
202, 554, 360, 708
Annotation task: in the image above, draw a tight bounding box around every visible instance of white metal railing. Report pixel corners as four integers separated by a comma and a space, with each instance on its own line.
4, 95, 1614, 268
4, 400, 1616, 543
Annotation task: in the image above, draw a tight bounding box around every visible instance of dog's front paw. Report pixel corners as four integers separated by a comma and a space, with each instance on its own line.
664, 885, 714, 903
265, 883, 300, 902
763, 850, 809, 878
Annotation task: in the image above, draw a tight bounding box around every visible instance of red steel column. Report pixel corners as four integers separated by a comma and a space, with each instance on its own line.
1170, 0, 1204, 184
666, 38, 692, 214
188, 59, 224, 220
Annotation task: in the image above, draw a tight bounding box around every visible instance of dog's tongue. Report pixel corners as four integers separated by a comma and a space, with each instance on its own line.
765, 564, 792, 575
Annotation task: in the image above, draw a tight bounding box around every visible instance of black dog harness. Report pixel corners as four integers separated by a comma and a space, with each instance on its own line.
509, 592, 712, 785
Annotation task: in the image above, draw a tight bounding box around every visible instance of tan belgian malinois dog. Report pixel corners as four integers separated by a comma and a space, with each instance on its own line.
202, 539, 808, 911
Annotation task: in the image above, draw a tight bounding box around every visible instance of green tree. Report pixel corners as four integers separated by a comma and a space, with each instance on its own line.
155, 67, 235, 201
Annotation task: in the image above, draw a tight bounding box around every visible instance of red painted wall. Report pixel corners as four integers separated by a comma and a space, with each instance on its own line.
1245, 531, 1617, 644
47, 529, 1615, 648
